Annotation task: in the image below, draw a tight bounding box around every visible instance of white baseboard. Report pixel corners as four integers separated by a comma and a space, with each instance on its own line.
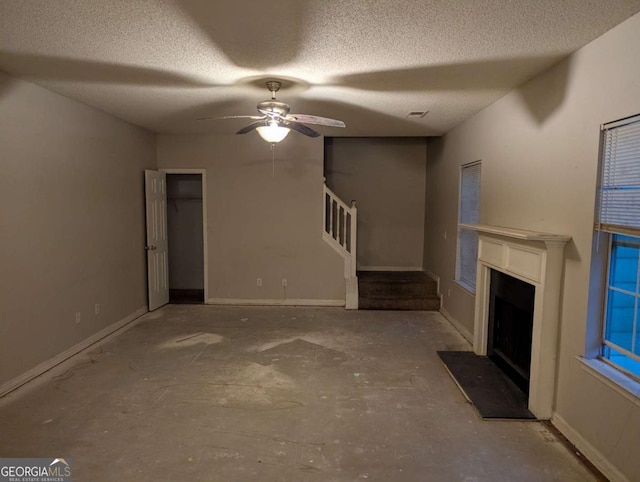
551, 413, 629, 482
358, 266, 423, 272
207, 298, 345, 307
440, 307, 473, 343
0, 306, 148, 398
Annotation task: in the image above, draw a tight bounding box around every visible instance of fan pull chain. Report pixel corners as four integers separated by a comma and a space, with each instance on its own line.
271, 142, 275, 176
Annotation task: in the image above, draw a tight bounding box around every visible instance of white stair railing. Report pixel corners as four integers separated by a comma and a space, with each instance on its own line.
323, 181, 358, 309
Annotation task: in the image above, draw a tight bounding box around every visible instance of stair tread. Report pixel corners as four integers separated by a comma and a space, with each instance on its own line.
359, 285, 437, 295
359, 299, 441, 311
357, 271, 434, 282
359, 293, 440, 300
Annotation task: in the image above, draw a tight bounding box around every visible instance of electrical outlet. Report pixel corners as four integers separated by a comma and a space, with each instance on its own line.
75, 312, 81, 324
444, 231, 447, 240
282, 278, 287, 287
256, 278, 262, 287
95, 303, 100, 315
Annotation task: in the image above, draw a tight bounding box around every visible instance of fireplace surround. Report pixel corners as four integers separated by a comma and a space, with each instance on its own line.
461, 224, 571, 419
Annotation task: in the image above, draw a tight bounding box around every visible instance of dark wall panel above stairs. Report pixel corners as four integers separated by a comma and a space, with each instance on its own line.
358, 271, 441, 311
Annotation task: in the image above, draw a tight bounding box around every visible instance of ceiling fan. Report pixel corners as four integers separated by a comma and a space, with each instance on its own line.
198, 81, 346, 143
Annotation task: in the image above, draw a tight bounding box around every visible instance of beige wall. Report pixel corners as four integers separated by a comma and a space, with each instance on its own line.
157, 133, 345, 303
424, 12, 640, 481
0, 72, 156, 387
325, 137, 427, 270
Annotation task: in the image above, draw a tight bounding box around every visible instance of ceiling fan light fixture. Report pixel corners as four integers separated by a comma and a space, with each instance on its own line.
256, 121, 290, 143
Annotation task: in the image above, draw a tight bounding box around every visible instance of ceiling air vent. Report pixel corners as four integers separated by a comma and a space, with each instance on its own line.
406, 111, 429, 119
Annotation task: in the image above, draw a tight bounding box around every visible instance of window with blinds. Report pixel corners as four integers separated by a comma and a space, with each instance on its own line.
457, 161, 481, 291
598, 113, 640, 380
597, 114, 640, 236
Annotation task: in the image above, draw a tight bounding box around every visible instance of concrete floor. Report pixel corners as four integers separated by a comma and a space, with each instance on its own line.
0, 305, 597, 481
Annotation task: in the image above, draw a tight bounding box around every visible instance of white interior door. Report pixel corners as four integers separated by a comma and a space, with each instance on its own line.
145, 170, 169, 311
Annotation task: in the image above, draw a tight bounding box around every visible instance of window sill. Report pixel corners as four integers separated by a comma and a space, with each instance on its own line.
577, 357, 640, 406
453, 280, 476, 296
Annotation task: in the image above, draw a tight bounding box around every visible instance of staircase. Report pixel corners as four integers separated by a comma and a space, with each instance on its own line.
322, 181, 440, 311
323, 181, 358, 309
358, 271, 441, 311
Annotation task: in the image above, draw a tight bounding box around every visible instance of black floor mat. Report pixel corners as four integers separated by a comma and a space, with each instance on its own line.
437, 351, 535, 420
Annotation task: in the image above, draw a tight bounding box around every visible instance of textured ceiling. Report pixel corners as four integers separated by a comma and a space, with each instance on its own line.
1, 1, 640, 137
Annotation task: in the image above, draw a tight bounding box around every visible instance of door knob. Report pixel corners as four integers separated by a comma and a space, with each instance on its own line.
145, 245, 157, 251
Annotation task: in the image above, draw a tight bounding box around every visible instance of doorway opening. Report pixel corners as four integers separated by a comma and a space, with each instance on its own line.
487, 269, 535, 395
165, 172, 206, 304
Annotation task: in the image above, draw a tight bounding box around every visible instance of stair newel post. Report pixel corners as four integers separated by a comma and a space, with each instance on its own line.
350, 200, 357, 278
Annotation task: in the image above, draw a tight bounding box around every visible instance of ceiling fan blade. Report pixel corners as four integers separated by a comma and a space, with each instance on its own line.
236, 121, 266, 134
286, 121, 321, 138
197, 115, 265, 121
286, 114, 346, 128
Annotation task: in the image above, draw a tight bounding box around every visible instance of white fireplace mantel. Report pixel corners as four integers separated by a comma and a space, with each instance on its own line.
462, 224, 571, 419
459, 224, 572, 244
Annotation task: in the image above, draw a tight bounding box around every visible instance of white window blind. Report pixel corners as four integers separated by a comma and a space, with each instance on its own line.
460, 162, 481, 224
458, 228, 479, 289
597, 114, 640, 236
457, 162, 481, 290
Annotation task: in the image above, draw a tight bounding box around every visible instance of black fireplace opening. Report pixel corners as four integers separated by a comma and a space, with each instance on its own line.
488, 269, 535, 395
